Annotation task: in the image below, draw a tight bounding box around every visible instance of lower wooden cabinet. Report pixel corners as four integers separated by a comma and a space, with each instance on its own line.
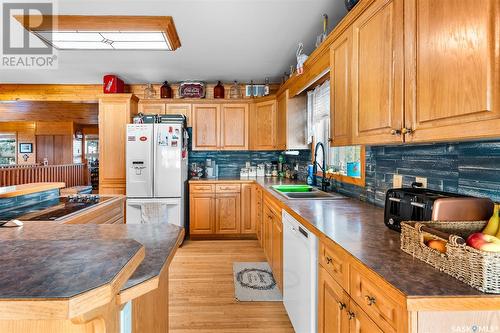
318, 265, 350, 333
189, 181, 259, 238
319, 264, 385, 333
215, 193, 241, 234
261, 194, 283, 290
189, 193, 216, 234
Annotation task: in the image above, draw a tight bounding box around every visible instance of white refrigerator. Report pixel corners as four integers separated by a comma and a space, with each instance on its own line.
125, 116, 188, 227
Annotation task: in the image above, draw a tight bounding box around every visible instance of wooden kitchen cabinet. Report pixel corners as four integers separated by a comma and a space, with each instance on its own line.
192, 104, 220, 150
251, 100, 277, 150
216, 193, 241, 234
271, 213, 283, 290
189, 193, 216, 234
348, 302, 385, 333
404, 0, 500, 142
189, 181, 257, 238
318, 265, 350, 333
192, 103, 249, 150
166, 103, 192, 127
351, 0, 404, 145
220, 104, 249, 150
138, 101, 166, 115
275, 92, 287, 150
98, 94, 138, 195
329, 28, 353, 146
241, 183, 255, 234
252, 185, 263, 242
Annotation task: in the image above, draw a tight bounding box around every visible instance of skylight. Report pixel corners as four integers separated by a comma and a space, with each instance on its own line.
14, 16, 181, 51
34, 31, 172, 50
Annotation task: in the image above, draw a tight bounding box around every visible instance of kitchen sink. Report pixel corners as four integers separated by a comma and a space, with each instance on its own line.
271, 185, 345, 200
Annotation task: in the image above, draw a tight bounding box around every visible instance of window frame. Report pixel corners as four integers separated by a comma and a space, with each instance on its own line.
315, 145, 366, 187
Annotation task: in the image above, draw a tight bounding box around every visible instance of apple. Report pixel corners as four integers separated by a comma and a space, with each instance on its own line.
426, 239, 447, 253
466, 233, 500, 252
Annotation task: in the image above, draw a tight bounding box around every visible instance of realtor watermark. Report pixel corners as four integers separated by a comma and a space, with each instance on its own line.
451, 324, 499, 333
1, 1, 58, 69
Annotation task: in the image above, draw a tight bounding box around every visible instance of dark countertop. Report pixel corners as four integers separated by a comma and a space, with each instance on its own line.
0, 223, 184, 296
0, 238, 142, 299
190, 177, 496, 298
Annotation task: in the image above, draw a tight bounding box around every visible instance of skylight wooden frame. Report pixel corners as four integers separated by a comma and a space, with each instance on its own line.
14, 15, 181, 51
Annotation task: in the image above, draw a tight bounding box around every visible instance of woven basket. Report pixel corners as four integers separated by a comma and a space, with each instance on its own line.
400, 220, 500, 294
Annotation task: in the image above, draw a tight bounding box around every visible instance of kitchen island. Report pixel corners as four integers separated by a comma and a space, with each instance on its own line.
190, 177, 500, 333
0, 222, 184, 333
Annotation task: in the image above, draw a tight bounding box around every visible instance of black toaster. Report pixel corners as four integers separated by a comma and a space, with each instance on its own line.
384, 188, 494, 232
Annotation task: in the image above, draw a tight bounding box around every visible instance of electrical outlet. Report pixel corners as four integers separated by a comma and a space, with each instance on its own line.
416, 176, 428, 188
393, 174, 403, 188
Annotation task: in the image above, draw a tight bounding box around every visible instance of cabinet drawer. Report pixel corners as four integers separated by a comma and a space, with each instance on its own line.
190, 184, 215, 193
349, 265, 402, 333
319, 240, 349, 290
216, 184, 241, 193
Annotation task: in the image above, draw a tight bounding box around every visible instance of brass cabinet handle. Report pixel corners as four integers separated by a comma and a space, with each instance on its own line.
347, 311, 356, 320
401, 127, 414, 135
325, 256, 333, 265
365, 295, 376, 306
338, 302, 346, 310
390, 129, 402, 136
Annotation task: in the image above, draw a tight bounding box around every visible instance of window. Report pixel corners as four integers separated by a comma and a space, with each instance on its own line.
328, 145, 365, 186
0, 133, 16, 165
307, 79, 330, 167
85, 136, 99, 161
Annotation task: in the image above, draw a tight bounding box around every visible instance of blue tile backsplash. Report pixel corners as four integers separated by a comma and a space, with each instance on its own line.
331, 141, 500, 207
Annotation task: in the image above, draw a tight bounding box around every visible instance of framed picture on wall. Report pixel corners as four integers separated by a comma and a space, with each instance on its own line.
19, 143, 33, 154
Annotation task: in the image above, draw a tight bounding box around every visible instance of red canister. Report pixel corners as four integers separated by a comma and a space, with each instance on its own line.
103, 75, 125, 94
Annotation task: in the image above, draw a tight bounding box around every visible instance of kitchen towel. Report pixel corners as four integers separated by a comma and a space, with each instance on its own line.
140, 202, 168, 224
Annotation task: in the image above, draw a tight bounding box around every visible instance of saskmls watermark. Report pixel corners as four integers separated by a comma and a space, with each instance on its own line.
1, 1, 58, 69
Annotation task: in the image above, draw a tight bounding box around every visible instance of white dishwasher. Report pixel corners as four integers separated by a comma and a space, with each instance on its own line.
283, 211, 318, 333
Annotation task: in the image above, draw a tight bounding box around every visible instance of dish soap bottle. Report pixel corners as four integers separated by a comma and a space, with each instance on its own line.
306, 164, 314, 185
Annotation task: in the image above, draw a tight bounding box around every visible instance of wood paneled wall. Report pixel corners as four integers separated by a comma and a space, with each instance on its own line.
0, 101, 98, 125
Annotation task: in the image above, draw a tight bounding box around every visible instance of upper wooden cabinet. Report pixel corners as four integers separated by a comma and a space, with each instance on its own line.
404, 0, 500, 142
351, 0, 404, 145
192, 104, 220, 150
166, 103, 192, 127
251, 100, 277, 150
220, 104, 249, 150
330, 28, 353, 146
192, 103, 249, 151
138, 102, 166, 115
276, 92, 287, 150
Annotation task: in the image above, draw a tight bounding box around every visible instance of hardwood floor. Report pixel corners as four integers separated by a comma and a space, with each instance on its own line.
169, 240, 294, 333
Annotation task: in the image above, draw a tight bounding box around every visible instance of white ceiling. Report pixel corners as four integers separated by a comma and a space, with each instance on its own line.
0, 0, 347, 84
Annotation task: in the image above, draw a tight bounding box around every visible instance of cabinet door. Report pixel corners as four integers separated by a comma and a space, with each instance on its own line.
220, 104, 249, 150
166, 103, 192, 127
330, 28, 352, 146
192, 104, 220, 150
252, 186, 263, 242
404, 0, 500, 142
251, 100, 277, 150
271, 213, 283, 290
318, 266, 350, 333
190, 193, 215, 235
215, 193, 241, 234
276, 92, 287, 150
348, 302, 384, 333
263, 205, 273, 263
138, 102, 166, 115
351, 0, 404, 144
241, 183, 255, 234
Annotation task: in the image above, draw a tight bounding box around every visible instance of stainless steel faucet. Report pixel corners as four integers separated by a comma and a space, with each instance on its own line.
312, 142, 330, 191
